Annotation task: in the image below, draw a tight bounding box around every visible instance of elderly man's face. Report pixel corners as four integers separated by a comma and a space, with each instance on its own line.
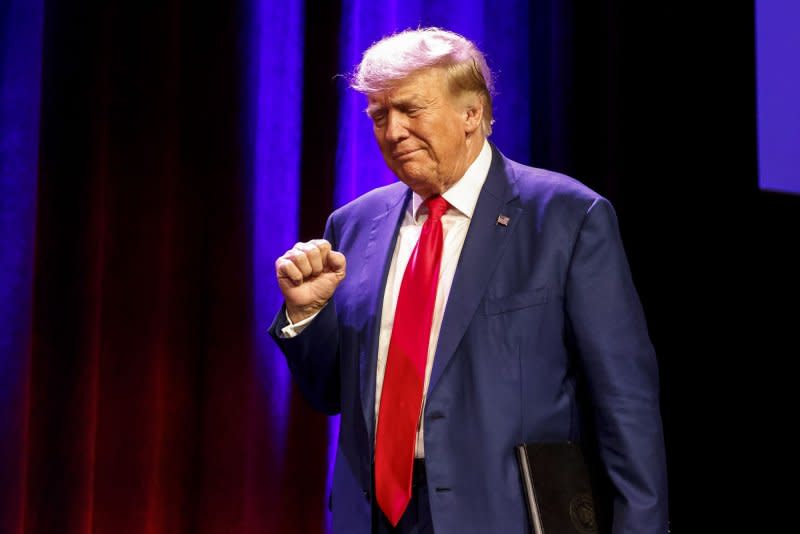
366, 68, 481, 198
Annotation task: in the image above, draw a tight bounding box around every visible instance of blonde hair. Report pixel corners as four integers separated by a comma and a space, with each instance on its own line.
351, 27, 495, 136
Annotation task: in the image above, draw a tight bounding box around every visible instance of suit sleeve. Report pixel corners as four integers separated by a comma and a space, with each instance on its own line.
268, 214, 342, 415
564, 197, 669, 533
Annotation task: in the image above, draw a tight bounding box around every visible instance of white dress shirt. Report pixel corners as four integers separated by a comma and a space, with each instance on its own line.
283, 140, 492, 458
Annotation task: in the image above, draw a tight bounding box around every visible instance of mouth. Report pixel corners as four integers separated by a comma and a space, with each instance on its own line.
392, 148, 421, 160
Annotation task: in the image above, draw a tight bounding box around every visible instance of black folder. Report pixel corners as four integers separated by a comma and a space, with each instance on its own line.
515, 441, 600, 534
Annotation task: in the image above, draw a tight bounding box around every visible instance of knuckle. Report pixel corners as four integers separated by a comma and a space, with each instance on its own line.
290, 250, 308, 263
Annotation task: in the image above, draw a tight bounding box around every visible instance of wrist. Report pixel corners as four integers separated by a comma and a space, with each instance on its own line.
286, 301, 326, 324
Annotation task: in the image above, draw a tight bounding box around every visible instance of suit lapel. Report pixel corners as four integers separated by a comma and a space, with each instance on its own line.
428, 147, 521, 396
357, 187, 410, 447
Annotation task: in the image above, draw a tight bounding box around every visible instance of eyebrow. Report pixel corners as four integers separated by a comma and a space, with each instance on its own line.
365, 103, 384, 117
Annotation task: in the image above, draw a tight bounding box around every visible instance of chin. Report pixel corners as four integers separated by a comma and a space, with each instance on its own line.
397, 164, 434, 184
395, 170, 437, 195
407, 180, 442, 198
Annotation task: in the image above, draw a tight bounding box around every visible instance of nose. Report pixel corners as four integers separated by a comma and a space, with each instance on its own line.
384, 110, 409, 143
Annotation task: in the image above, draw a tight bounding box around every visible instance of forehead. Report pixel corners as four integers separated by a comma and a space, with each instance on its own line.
366, 68, 449, 107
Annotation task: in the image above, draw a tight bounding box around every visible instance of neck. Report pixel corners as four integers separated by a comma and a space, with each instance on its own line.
465, 133, 485, 163
437, 135, 485, 195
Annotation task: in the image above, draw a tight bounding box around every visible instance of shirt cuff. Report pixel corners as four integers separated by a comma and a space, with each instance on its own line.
278, 304, 324, 338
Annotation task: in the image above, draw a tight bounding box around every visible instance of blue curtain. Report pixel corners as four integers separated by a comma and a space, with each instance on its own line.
0, 1, 44, 531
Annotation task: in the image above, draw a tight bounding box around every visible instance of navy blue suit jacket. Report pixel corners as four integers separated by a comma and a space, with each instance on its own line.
270, 145, 668, 533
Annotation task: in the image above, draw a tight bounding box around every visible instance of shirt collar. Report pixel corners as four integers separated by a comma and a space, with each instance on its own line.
411, 139, 492, 221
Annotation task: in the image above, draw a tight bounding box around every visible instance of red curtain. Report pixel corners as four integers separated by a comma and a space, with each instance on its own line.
10, 1, 332, 532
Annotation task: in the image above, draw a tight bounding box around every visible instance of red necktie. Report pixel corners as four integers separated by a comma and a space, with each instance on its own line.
375, 195, 450, 526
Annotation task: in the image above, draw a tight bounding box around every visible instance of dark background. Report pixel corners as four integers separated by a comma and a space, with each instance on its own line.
2, 0, 796, 532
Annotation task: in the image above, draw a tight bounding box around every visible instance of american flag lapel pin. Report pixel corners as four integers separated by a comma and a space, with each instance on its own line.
496, 214, 510, 226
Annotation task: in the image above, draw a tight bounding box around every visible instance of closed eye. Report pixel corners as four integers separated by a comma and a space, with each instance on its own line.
371, 112, 387, 126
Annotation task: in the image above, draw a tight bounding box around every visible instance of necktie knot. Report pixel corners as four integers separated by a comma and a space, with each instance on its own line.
425, 195, 449, 222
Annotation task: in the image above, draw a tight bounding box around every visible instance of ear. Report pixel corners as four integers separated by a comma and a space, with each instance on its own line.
462, 94, 484, 135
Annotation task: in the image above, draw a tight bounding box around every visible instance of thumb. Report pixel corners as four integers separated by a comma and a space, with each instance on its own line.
326, 250, 346, 274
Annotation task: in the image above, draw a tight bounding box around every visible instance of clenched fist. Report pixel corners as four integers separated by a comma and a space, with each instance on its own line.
275, 239, 346, 323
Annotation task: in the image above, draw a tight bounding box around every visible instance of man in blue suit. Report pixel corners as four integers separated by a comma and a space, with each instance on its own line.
271, 28, 668, 533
